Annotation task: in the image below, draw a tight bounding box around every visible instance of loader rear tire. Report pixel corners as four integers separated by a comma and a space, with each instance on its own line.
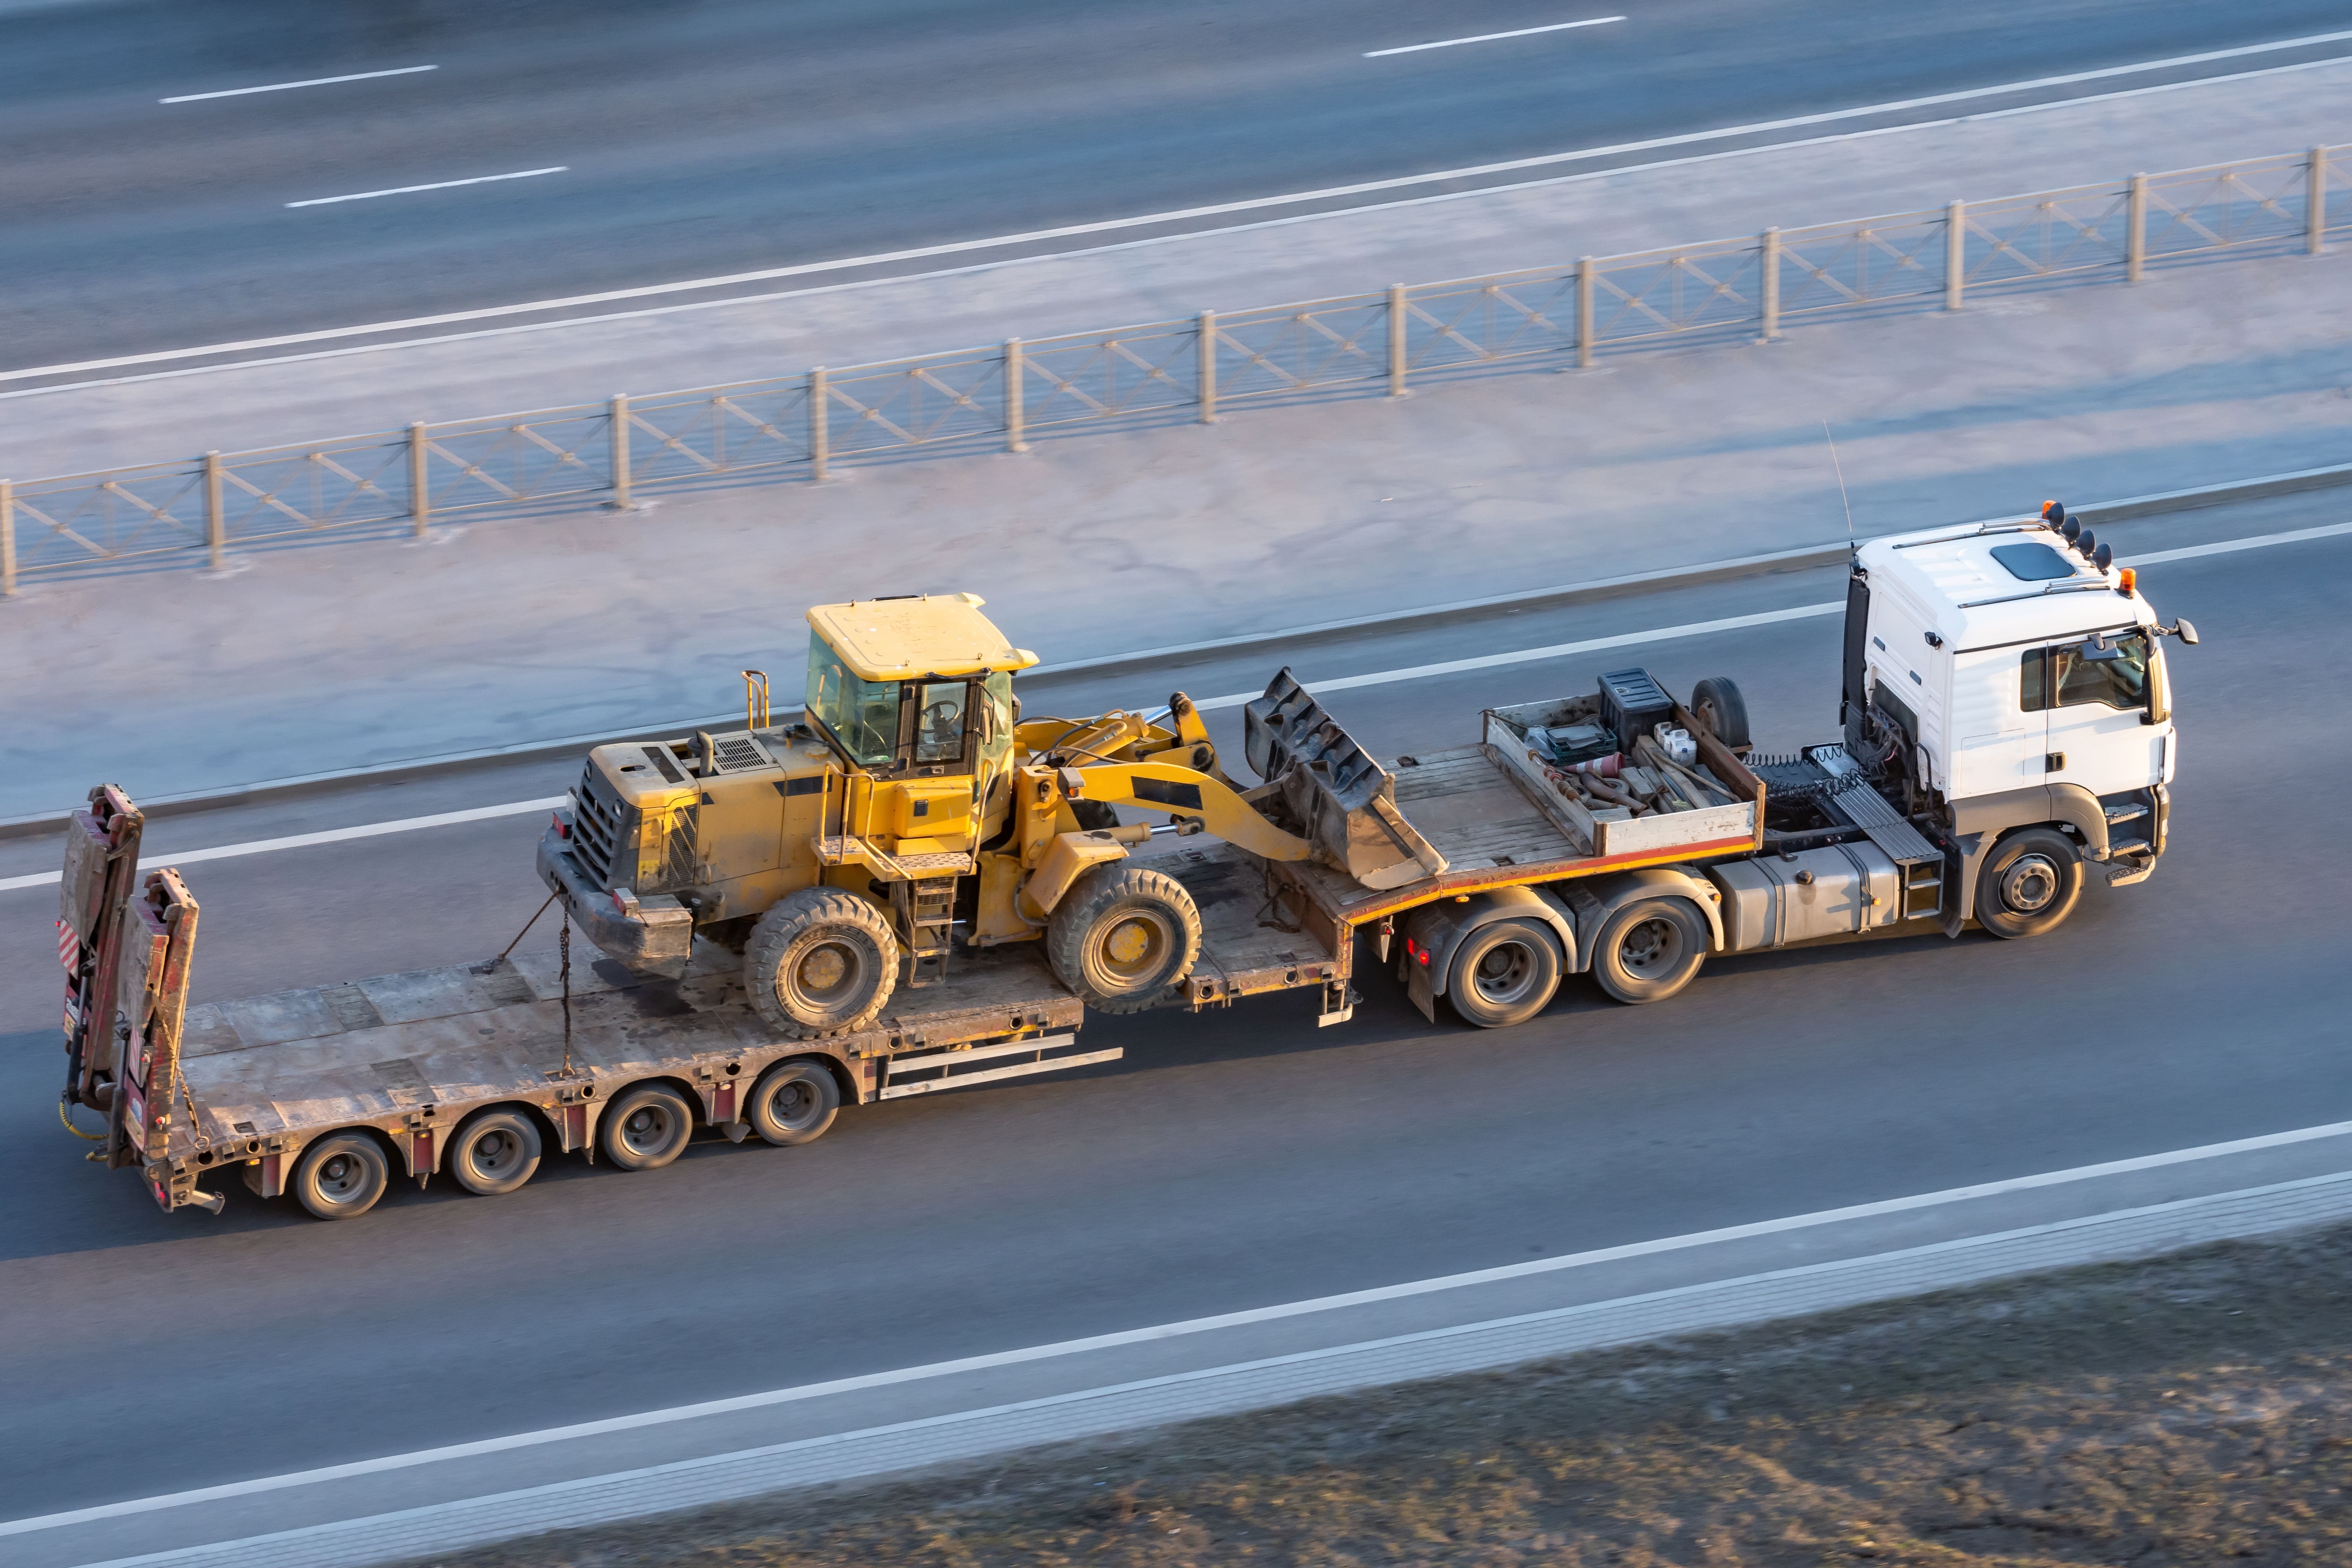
1047, 865, 1201, 1014
746, 889, 898, 1038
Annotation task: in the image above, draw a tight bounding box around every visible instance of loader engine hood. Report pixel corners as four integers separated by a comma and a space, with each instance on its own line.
1243, 669, 1448, 891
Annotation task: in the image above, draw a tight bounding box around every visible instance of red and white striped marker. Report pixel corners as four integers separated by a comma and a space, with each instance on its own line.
56, 919, 81, 972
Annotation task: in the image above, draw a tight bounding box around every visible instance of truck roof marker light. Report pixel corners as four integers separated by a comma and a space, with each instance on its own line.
2062, 516, 2082, 543
2117, 567, 2136, 594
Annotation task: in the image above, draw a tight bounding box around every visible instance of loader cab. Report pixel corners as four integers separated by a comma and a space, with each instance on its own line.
802, 594, 1037, 778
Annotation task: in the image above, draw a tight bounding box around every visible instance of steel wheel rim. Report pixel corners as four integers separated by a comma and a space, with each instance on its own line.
1620, 917, 1683, 978
1097, 910, 1171, 984
769, 1077, 819, 1130
317, 1153, 364, 1198
790, 938, 865, 1006
1472, 940, 1540, 1004
622, 1105, 672, 1153
1999, 853, 2061, 914
475, 1130, 516, 1174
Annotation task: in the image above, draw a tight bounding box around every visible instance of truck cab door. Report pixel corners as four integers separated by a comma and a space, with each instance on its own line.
1948, 645, 2044, 798
2034, 631, 2167, 798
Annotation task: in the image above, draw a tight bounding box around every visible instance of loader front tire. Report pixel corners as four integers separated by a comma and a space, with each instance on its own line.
746, 889, 898, 1038
1047, 865, 1201, 1013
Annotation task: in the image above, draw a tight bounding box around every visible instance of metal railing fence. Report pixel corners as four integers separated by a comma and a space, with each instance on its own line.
5, 143, 2345, 590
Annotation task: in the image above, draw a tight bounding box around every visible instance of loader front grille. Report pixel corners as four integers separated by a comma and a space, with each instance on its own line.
570, 763, 635, 889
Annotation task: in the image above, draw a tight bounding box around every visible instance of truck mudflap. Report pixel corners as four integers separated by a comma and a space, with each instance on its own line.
536, 827, 694, 970
1243, 669, 1448, 891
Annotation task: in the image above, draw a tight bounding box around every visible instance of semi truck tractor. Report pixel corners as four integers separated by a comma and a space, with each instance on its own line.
53, 505, 2193, 1220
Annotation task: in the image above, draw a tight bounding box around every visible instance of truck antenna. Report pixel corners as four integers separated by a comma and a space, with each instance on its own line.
1823, 421, 1856, 556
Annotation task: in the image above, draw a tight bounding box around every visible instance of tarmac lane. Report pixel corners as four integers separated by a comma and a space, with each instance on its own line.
0, 502, 2346, 1526
3, 0, 2351, 368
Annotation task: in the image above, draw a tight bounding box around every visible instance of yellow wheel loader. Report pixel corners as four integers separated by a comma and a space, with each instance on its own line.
538, 594, 1445, 1039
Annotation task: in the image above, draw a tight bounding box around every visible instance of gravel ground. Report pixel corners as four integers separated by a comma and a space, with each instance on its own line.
417, 1227, 2352, 1568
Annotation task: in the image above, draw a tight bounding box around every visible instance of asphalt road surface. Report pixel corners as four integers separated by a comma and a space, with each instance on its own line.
5, 0, 2352, 369
3, 492, 2346, 1521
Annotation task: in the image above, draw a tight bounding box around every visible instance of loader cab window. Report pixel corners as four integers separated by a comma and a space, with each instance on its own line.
805, 637, 898, 769
914, 682, 968, 765
979, 672, 1014, 770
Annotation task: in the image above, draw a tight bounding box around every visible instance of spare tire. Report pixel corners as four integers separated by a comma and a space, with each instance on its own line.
1690, 677, 1752, 751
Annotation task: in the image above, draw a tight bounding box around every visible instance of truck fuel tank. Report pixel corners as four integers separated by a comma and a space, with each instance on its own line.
1708, 842, 1901, 951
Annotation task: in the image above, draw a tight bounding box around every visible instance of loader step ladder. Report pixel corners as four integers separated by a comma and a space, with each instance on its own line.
896, 876, 959, 988
1809, 745, 1947, 919
878, 1033, 1121, 1100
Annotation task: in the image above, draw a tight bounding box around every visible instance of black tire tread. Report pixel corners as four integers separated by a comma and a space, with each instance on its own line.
744, 887, 898, 1038
1690, 677, 1753, 750
1045, 864, 1203, 1014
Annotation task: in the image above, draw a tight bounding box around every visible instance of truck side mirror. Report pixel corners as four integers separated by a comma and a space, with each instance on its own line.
2173, 618, 2198, 646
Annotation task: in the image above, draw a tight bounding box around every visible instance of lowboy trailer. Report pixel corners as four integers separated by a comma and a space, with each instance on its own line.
50, 508, 2192, 1220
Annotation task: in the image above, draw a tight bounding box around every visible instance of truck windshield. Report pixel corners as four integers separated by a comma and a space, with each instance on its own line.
805, 635, 898, 767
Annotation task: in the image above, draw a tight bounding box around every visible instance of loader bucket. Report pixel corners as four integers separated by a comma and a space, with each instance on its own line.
1243, 669, 1448, 891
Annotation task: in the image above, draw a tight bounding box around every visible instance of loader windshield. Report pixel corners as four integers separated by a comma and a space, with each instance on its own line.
806, 636, 899, 767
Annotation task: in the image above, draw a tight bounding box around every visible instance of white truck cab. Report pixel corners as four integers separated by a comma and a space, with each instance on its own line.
1843, 504, 2196, 933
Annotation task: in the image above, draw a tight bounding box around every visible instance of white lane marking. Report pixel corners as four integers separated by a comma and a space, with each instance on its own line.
160, 66, 437, 104
0, 516, 2330, 893
1194, 602, 1839, 711
12, 1115, 2350, 1536
0, 799, 565, 893
1366, 16, 1624, 57
285, 167, 568, 208
2129, 518, 2352, 564
11, 30, 2352, 385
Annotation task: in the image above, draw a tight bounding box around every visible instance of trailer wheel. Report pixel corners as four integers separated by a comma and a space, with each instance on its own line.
745, 889, 898, 1038
1690, 677, 1752, 751
293, 1132, 389, 1221
1974, 827, 2082, 939
1446, 920, 1562, 1028
1591, 898, 1708, 1004
450, 1109, 542, 1196
600, 1085, 694, 1171
1047, 865, 1202, 1013
749, 1059, 841, 1146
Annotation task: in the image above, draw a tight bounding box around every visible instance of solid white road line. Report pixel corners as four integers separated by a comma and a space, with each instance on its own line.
1365, 16, 1624, 57
285, 168, 568, 208
0, 799, 566, 893
1194, 602, 1840, 711
10, 1113, 2350, 1537
3, 518, 2339, 895
11, 29, 2352, 384
160, 66, 438, 104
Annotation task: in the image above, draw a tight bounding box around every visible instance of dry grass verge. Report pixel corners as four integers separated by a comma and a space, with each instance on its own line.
421, 1226, 2352, 1567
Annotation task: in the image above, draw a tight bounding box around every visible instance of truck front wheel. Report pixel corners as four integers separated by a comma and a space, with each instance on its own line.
1447, 920, 1562, 1028
745, 889, 899, 1037
1047, 865, 1202, 1013
1974, 828, 2082, 939
1591, 899, 1708, 1004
